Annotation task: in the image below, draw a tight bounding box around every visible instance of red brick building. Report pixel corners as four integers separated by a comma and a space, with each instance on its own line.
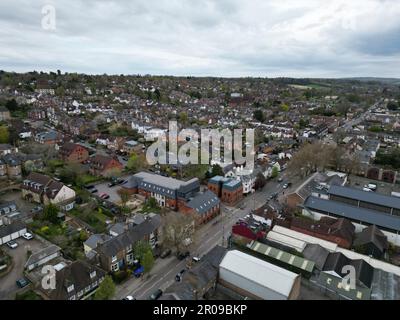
208, 176, 243, 206
290, 216, 355, 249
59, 143, 89, 164
89, 155, 123, 177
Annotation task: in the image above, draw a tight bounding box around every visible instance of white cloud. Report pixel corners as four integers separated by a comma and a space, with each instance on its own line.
0, 0, 399, 77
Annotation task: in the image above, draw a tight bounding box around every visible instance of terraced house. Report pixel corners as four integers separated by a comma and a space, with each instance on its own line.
21, 172, 76, 211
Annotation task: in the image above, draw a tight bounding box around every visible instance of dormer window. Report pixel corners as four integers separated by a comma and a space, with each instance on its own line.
90, 271, 96, 279
67, 284, 75, 293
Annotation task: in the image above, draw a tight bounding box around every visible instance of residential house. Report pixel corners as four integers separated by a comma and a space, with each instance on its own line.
0, 106, 11, 121
122, 172, 200, 210
59, 142, 89, 163
0, 144, 18, 156
39, 261, 106, 300
21, 172, 76, 211
95, 215, 161, 272
88, 154, 123, 177
35, 131, 61, 145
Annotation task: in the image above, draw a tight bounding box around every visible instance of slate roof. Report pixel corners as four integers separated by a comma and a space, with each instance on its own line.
353, 225, 389, 254
25, 244, 61, 268
96, 216, 161, 257
323, 252, 374, 288
0, 221, 26, 238
186, 191, 220, 215
328, 185, 400, 210
43, 261, 106, 300
302, 244, 330, 270
127, 172, 200, 198
304, 196, 400, 233
84, 234, 112, 251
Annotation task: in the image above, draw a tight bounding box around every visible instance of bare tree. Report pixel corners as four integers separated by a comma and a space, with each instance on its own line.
160, 211, 196, 252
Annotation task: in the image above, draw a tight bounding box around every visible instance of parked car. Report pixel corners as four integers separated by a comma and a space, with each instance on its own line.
175, 269, 186, 282
278, 177, 283, 182
177, 251, 190, 260
100, 193, 110, 200
283, 183, 289, 189
192, 256, 201, 263
123, 296, 135, 300
90, 188, 98, 194
149, 289, 163, 300
108, 182, 116, 187
133, 265, 144, 278
116, 178, 125, 185
22, 232, 34, 240
30, 206, 43, 214
160, 249, 172, 259
16, 278, 29, 288
7, 241, 18, 249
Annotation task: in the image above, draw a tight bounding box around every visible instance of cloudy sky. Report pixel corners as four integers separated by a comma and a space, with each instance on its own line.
1, 0, 400, 77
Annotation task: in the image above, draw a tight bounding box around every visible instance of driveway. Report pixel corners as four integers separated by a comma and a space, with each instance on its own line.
0, 238, 47, 300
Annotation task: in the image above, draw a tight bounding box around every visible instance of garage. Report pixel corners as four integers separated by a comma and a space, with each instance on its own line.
0, 221, 27, 246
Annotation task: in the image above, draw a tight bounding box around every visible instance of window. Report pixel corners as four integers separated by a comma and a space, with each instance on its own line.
126, 253, 134, 263
77, 290, 84, 298
111, 263, 119, 272
111, 255, 117, 263
67, 284, 75, 293
90, 271, 96, 279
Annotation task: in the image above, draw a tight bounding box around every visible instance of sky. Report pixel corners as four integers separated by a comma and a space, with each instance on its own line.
1, 0, 400, 78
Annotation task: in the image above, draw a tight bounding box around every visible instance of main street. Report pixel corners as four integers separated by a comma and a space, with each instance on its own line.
115, 178, 287, 300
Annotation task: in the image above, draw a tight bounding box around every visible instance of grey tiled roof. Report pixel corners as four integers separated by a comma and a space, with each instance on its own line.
186, 191, 220, 215
328, 185, 400, 210
304, 196, 400, 232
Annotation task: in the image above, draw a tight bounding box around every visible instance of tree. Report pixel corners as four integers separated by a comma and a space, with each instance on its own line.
210, 164, 224, 178
94, 276, 115, 300
141, 250, 154, 273
0, 125, 9, 143
253, 109, 265, 122
134, 240, 153, 262
117, 189, 131, 210
254, 172, 267, 190
387, 101, 399, 111
280, 104, 290, 112
271, 166, 279, 179
43, 204, 59, 224
126, 153, 139, 172
161, 212, 195, 252
142, 197, 160, 213
179, 111, 188, 125
5, 99, 18, 112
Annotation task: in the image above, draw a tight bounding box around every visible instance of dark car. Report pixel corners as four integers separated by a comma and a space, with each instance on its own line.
177, 251, 190, 261
160, 249, 171, 259
175, 269, 185, 282
16, 278, 29, 288
108, 182, 116, 187
149, 289, 163, 300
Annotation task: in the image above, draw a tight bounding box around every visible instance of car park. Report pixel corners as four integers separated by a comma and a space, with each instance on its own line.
22, 232, 34, 240
100, 193, 110, 199
149, 289, 163, 300
7, 241, 18, 249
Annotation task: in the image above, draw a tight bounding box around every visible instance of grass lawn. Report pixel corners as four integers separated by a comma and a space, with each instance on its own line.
15, 290, 42, 300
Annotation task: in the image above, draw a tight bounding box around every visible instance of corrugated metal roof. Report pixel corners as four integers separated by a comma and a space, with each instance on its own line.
304, 196, 400, 232
248, 241, 315, 273
219, 250, 298, 298
328, 185, 400, 210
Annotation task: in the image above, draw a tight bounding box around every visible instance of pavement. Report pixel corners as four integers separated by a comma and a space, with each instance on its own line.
115, 177, 288, 300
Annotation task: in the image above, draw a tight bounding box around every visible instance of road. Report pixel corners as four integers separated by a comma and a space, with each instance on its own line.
342, 99, 383, 131
115, 178, 287, 300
